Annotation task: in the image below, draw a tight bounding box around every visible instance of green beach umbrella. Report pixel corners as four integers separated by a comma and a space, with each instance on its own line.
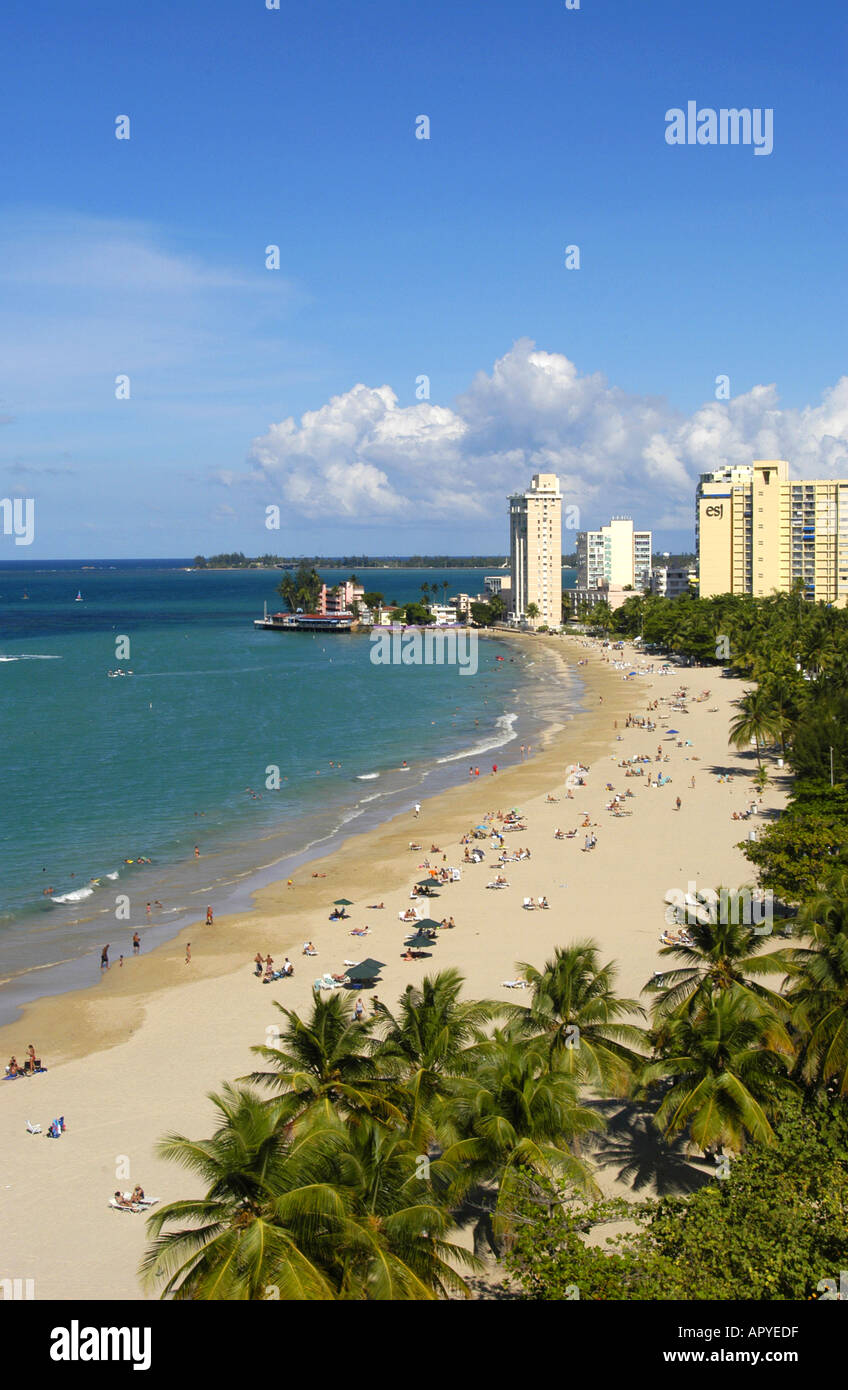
414, 918, 444, 931
333, 898, 354, 906
404, 932, 436, 949
345, 957, 385, 983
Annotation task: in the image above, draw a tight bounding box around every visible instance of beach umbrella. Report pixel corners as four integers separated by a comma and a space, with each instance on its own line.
475, 824, 489, 831
666, 729, 679, 735
345, 957, 386, 983
415, 877, 439, 887
333, 898, 354, 906
414, 918, 444, 931
404, 931, 436, 948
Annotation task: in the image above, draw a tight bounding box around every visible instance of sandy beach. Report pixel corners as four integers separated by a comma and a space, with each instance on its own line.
0, 635, 788, 1299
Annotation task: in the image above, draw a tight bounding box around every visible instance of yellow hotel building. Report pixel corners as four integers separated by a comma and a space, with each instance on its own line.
697, 460, 848, 607
508, 472, 562, 627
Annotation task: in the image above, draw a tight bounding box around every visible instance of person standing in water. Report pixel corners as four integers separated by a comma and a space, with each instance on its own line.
132, 932, 140, 955
100, 944, 110, 970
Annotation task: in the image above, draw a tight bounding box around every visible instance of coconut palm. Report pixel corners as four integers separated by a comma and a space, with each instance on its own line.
440, 1025, 601, 1235
328, 1112, 479, 1299
729, 688, 778, 768
645, 911, 792, 1023
785, 872, 848, 1096
373, 969, 501, 1138
642, 991, 796, 1153
513, 940, 645, 1092
244, 993, 400, 1123
139, 1085, 345, 1299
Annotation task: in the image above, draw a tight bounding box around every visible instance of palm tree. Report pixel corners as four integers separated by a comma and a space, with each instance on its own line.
590, 600, 613, 636
642, 990, 796, 1153
785, 871, 848, 1096
729, 688, 778, 768
329, 1112, 478, 1299
244, 993, 399, 1123
139, 1085, 345, 1299
525, 602, 540, 623
645, 912, 792, 1022
420, 582, 431, 608
373, 969, 501, 1139
514, 941, 645, 1093
440, 1025, 601, 1236
753, 765, 770, 795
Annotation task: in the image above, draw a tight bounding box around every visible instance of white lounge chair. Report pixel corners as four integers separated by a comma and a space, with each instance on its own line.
26, 1120, 41, 1134
522, 897, 536, 910
109, 1199, 141, 1213
502, 980, 529, 989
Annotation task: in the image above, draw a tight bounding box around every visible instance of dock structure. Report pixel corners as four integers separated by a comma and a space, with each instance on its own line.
254, 604, 355, 633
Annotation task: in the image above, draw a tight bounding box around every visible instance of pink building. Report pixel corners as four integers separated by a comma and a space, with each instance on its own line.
318, 580, 364, 615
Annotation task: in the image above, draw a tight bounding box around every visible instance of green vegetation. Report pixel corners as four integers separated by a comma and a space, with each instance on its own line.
276, 564, 323, 613
504, 1096, 848, 1300
193, 554, 514, 570
469, 594, 506, 627
143, 870, 848, 1298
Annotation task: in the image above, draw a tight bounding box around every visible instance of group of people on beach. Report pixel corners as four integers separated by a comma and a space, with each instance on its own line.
254, 951, 293, 982
5, 1044, 44, 1078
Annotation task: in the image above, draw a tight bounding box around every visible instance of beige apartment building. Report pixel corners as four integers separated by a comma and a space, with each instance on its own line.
697, 460, 848, 606
508, 473, 562, 627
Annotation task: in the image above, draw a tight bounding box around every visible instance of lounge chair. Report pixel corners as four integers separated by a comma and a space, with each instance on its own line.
502, 980, 529, 989
486, 881, 509, 889
26, 1121, 41, 1134
109, 1199, 141, 1213
522, 898, 536, 910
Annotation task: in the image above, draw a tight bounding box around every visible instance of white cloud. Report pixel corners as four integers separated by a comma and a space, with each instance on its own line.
242, 338, 848, 531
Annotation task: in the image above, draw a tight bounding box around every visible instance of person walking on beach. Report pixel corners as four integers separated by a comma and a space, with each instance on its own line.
132, 931, 140, 955
185, 942, 192, 965
414, 803, 421, 819
354, 997, 364, 1020
205, 905, 214, 925
100, 944, 110, 970
675, 796, 682, 811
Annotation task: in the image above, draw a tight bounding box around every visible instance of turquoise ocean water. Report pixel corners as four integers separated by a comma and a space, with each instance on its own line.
0, 563, 581, 1023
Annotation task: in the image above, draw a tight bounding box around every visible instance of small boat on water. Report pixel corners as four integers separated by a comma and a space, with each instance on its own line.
75, 590, 83, 602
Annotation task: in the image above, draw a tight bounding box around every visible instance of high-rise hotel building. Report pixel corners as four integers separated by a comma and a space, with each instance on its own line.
576, 517, 653, 592
697, 460, 848, 606
508, 472, 562, 627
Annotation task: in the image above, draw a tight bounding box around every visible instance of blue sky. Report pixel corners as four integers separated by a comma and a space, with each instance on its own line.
1, 0, 846, 557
